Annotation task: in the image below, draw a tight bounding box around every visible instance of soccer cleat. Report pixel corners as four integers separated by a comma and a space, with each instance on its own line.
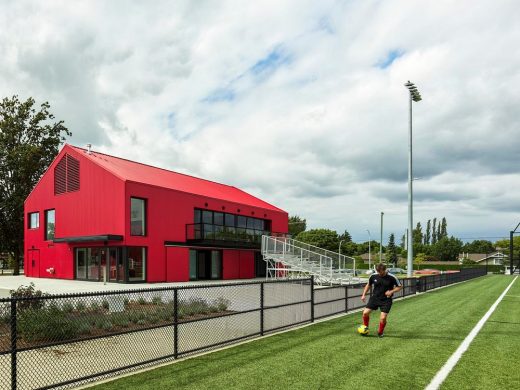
378, 333, 384, 338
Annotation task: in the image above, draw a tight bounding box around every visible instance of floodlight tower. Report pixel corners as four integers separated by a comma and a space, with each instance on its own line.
404, 81, 422, 278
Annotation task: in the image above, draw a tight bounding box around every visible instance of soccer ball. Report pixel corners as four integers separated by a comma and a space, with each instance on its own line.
357, 325, 369, 336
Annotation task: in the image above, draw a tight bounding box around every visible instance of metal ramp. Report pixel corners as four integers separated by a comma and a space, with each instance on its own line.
261, 235, 358, 285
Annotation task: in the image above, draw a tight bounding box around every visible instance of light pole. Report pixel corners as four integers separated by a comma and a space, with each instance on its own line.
367, 230, 371, 270
339, 239, 345, 270
404, 81, 422, 277
380, 212, 384, 263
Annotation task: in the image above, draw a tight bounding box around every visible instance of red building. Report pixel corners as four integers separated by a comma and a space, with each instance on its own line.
24, 145, 288, 283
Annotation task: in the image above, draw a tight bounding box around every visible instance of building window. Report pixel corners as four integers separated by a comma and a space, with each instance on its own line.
130, 198, 146, 236
28, 212, 39, 229
45, 209, 55, 240
128, 247, 146, 282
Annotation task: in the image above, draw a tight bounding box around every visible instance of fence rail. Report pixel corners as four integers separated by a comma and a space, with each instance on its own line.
1, 267, 487, 389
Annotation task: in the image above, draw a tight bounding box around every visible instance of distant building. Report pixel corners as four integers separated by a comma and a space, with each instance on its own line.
458, 252, 507, 265
24, 144, 288, 283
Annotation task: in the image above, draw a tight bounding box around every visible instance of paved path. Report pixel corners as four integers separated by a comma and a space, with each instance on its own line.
0, 276, 268, 297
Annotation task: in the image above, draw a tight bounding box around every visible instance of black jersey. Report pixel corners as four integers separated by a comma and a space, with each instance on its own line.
369, 272, 401, 300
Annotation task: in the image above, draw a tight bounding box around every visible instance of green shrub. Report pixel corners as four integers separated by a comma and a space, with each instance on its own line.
123, 298, 130, 306
113, 316, 130, 328
214, 297, 230, 312
94, 318, 113, 330
137, 297, 146, 305
151, 296, 162, 305
76, 302, 86, 312
90, 301, 100, 311
10, 283, 47, 311
136, 319, 146, 326
18, 307, 80, 342
62, 302, 74, 313
102, 299, 109, 310
76, 321, 91, 335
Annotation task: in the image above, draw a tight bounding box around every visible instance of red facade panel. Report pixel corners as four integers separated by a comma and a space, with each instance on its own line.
239, 251, 255, 279
166, 247, 189, 282
223, 250, 240, 279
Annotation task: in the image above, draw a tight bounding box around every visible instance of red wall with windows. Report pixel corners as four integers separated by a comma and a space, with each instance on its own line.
124, 181, 286, 282
24, 147, 125, 279
24, 145, 289, 282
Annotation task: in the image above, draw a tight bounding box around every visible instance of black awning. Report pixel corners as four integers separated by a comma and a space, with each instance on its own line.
53, 235, 124, 243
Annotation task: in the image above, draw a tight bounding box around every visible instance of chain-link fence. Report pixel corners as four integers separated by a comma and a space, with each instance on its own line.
1, 267, 487, 389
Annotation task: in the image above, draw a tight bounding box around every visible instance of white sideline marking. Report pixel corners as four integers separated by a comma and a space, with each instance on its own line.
425, 276, 518, 390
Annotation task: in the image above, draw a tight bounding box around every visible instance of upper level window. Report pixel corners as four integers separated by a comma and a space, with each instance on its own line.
28, 212, 39, 229
45, 209, 55, 240
131, 198, 146, 236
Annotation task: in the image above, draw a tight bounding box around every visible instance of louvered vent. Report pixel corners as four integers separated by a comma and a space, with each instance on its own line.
54, 157, 67, 195
66, 155, 80, 192
54, 154, 80, 195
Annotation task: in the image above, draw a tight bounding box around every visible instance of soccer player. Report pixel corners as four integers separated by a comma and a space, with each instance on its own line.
361, 263, 402, 337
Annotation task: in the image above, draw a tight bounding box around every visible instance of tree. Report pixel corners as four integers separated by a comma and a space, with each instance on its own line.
295, 229, 339, 252
0, 96, 70, 275
437, 223, 441, 243
386, 233, 398, 266
288, 215, 306, 237
339, 230, 352, 243
424, 219, 431, 245
440, 217, 447, 239
432, 218, 437, 244
400, 234, 406, 249
413, 222, 423, 244
462, 240, 495, 254
494, 236, 520, 262
431, 236, 463, 261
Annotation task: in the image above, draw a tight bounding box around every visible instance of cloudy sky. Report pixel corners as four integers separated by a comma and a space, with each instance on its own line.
2, 0, 519, 243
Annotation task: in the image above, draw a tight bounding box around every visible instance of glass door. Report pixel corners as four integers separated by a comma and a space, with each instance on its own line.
76, 248, 87, 279
109, 248, 118, 282
211, 250, 222, 279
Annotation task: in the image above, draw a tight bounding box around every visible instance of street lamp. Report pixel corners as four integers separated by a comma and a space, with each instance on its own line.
339, 239, 345, 270
404, 80, 422, 277
367, 230, 372, 270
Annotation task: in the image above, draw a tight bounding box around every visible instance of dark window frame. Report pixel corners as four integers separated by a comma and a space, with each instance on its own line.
28, 212, 40, 229
130, 197, 147, 236
193, 208, 270, 233
127, 246, 147, 283
44, 209, 55, 241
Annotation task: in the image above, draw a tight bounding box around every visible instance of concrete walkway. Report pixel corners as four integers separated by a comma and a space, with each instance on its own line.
0, 275, 268, 297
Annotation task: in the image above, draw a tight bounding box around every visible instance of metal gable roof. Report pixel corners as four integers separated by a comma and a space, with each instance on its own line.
68, 145, 285, 213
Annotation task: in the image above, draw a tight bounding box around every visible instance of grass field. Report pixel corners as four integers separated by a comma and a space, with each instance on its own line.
90, 275, 518, 390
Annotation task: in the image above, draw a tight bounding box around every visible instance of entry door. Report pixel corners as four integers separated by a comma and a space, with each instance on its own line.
197, 251, 210, 279
109, 248, 118, 282
28, 249, 40, 277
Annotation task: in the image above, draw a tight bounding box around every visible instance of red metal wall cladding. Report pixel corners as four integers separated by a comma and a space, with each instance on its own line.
24, 145, 288, 282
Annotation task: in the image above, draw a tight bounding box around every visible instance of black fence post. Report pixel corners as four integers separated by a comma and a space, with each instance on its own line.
10, 298, 17, 390
310, 276, 314, 323
173, 288, 178, 359
260, 282, 264, 336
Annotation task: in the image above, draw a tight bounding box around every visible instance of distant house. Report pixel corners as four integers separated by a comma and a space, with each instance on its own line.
458, 252, 507, 265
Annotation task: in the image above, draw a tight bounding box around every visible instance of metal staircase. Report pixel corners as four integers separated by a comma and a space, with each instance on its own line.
261, 235, 358, 285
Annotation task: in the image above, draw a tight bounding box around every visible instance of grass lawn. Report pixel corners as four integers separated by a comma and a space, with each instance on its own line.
91, 275, 517, 390
441, 276, 520, 389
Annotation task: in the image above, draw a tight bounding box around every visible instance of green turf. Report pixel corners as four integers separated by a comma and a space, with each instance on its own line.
91, 276, 514, 390
441, 276, 520, 390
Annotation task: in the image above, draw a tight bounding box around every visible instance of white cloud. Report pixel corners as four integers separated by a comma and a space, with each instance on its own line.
1, 0, 519, 242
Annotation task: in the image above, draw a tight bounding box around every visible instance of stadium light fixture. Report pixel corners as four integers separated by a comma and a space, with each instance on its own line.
404, 81, 422, 277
